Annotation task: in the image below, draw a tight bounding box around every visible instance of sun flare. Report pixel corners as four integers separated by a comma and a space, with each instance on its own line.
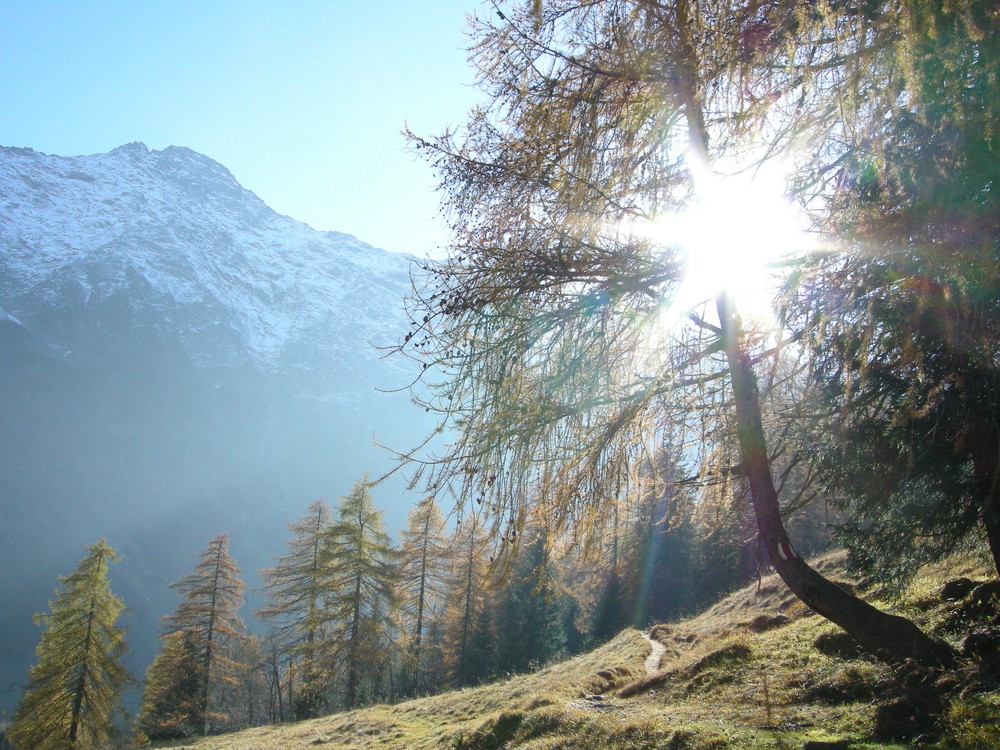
647, 157, 811, 326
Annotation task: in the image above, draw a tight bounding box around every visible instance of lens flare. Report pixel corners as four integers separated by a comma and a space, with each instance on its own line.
647, 156, 811, 327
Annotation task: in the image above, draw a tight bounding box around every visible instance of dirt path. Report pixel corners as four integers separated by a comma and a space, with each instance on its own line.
567, 631, 667, 715
644, 631, 667, 675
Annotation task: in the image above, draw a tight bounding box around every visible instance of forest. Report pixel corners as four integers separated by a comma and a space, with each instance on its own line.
6, 0, 1000, 746
4, 468, 780, 746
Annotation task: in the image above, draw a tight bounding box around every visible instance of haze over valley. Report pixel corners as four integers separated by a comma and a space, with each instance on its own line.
0, 142, 432, 713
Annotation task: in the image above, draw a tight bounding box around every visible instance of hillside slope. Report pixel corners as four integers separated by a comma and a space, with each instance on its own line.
159, 553, 1000, 750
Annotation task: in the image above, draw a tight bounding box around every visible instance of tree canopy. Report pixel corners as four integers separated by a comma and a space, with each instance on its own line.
322, 478, 399, 708
790, 0, 1000, 585
158, 533, 247, 735
258, 500, 333, 718
8, 540, 130, 750
396, 0, 998, 665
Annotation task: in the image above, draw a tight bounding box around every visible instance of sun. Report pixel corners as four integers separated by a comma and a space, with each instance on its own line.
648, 156, 811, 326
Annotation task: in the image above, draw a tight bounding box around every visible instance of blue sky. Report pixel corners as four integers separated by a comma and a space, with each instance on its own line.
0, 0, 485, 257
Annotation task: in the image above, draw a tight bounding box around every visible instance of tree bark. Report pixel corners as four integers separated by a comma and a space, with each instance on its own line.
413, 526, 430, 693
967, 421, 1000, 578
201, 556, 221, 735
717, 294, 953, 666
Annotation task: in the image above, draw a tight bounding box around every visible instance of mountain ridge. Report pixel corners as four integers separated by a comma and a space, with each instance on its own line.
0, 142, 413, 387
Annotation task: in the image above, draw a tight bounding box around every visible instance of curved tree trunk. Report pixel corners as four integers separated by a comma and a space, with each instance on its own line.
717, 294, 953, 666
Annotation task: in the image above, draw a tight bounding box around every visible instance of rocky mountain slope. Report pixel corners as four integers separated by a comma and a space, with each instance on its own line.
0, 143, 431, 714
0, 142, 412, 387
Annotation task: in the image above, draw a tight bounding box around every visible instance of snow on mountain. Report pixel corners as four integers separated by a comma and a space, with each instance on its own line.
0, 142, 414, 385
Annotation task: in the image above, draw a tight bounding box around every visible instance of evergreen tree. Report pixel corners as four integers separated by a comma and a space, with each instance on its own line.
258, 500, 332, 718
136, 631, 202, 741
255, 634, 290, 724
587, 471, 745, 644
573, 497, 633, 645
415, 602, 448, 692
229, 635, 269, 730
793, 0, 1000, 586
397, 496, 449, 695
322, 478, 398, 708
493, 532, 568, 675
462, 601, 498, 684
440, 510, 492, 686
8, 540, 130, 750
689, 473, 754, 607
633, 456, 700, 626
161, 533, 247, 735
589, 568, 630, 646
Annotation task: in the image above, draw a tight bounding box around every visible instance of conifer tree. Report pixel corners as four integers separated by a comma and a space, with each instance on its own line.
440, 510, 491, 686
8, 540, 130, 750
793, 0, 1000, 586
398, 496, 449, 694
323, 478, 398, 708
136, 631, 203, 741
589, 567, 630, 645
493, 532, 568, 675
398, 0, 954, 665
161, 533, 247, 735
229, 635, 269, 730
462, 602, 499, 684
258, 634, 289, 724
577, 497, 633, 645
258, 500, 332, 718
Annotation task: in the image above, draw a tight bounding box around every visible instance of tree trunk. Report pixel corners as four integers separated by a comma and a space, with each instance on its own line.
413, 534, 428, 693
69, 597, 97, 747
201, 561, 221, 735
717, 294, 953, 666
346, 571, 363, 708
981, 493, 1000, 579
287, 657, 294, 722
967, 421, 1000, 578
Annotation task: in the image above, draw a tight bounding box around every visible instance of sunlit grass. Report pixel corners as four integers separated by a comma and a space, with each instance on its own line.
156, 552, 997, 750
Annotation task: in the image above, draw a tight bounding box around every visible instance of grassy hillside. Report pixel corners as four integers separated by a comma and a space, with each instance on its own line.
156, 553, 1000, 749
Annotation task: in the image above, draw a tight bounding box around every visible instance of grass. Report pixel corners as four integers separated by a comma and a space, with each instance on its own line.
153, 552, 999, 750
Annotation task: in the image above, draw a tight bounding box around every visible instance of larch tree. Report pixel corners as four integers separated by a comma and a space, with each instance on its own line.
161, 532, 247, 735
258, 499, 333, 719
258, 634, 289, 724
228, 634, 269, 730
585, 439, 706, 639
8, 540, 130, 750
397, 0, 955, 665
398, 495, 450, 695
322, 478, 399, 708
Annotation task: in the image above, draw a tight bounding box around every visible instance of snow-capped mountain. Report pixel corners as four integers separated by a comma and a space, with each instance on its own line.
0, 142, 412, 391
0, 143, 432, 715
